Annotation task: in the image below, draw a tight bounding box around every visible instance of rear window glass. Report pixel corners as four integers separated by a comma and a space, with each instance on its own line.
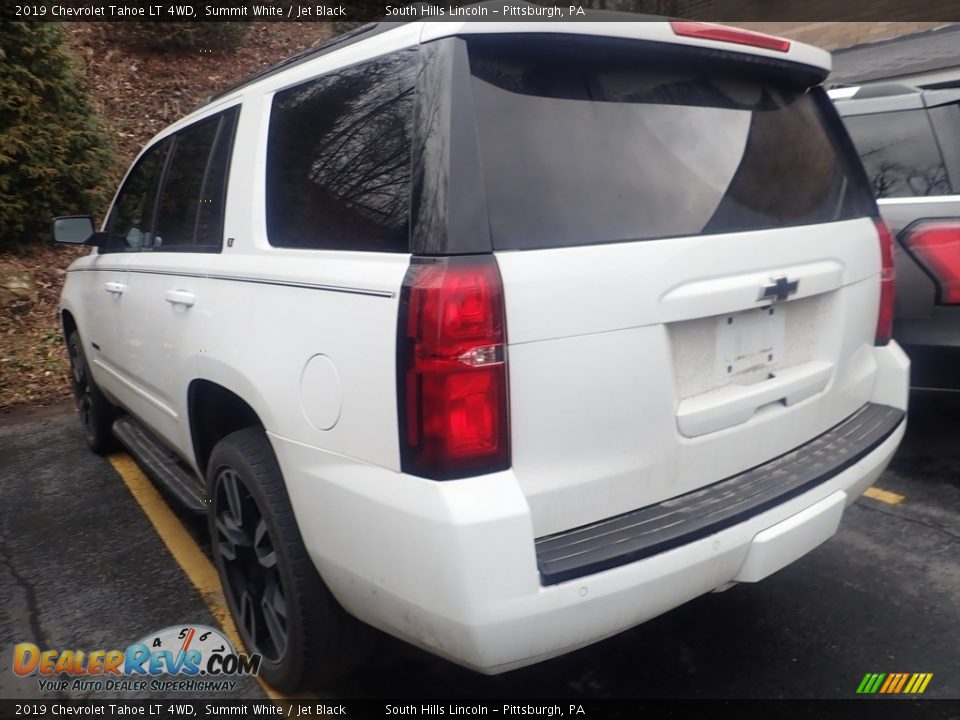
842, 109, 950, 198
466, 36, 874, 251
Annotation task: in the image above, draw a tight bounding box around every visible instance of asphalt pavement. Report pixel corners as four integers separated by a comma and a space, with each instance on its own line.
1, 393, 958, 699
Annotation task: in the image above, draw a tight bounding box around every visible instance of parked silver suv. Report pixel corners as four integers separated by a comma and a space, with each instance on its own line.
833, 84, 960, 389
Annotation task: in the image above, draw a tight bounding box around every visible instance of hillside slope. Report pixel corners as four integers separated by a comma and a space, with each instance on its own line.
0, 21, 332, 410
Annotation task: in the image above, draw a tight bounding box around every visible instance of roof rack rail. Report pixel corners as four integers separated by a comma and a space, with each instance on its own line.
847, 83, 922, 99
194, 20, 397, 110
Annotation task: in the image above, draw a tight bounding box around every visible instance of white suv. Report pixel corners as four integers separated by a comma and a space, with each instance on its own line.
55, 19, 909, 691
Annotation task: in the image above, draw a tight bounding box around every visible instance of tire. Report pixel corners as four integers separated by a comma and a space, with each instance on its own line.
206, 427, 376, 692
67, 330, 117, 454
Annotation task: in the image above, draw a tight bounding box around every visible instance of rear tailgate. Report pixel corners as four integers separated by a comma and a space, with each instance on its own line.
499, 222, 880, 537
464, 33, 880, 537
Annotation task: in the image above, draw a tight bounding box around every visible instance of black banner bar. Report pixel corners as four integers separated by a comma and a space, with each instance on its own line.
5, 0, 960, 22
3, 700, 960, 720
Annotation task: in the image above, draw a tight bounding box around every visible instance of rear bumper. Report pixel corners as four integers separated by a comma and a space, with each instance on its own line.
271, 343, 909, 674
536, 403, 903, 585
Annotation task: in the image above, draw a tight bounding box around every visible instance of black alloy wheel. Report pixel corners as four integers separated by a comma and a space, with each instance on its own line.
67, 330, 116, 454
68, 334, 95, 435
206, 427, 377, 691
213, 466, 289, 663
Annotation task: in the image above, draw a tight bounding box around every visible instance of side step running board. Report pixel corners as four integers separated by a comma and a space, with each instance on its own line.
112, 416, 208, 513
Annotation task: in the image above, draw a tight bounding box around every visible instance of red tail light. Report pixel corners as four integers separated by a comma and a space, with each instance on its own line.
902, 221, 960, 305
670, 22, 791, 53
398, 256, 509, 479
875, 219, 896, 346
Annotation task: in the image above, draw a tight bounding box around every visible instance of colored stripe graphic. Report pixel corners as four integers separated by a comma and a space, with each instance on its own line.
893, 673, 909, 693
857, 672, 933, 694
856, 673, 886, 694
879, 674, 896, 693
904, 674, 920, 693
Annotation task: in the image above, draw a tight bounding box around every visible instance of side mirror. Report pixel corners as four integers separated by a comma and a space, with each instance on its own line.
52, 216, 96, 245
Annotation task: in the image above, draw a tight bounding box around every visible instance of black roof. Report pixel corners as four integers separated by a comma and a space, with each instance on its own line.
196, 2, 663, 110
830, 23, 960, 86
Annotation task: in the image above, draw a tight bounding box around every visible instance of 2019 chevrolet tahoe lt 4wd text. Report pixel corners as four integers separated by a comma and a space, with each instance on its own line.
54, 18, 909, 691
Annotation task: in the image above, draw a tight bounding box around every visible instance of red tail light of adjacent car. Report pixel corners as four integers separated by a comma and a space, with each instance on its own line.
902, 220, 960, 306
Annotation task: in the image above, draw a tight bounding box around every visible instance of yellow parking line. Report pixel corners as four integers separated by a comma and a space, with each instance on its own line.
863, 486, 905, 505
108, 453, 313, 702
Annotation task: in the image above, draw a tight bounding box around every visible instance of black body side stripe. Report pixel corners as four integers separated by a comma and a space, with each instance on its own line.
66, 266, 394, 298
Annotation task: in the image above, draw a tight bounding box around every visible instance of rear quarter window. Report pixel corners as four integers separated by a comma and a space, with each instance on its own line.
842, 109, 951, 198
927, 102, 960, 193
265, 50, 417, 252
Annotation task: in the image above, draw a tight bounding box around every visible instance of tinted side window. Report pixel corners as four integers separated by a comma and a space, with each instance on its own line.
195, 109, 238, 249
928, 103, 960, 193
843, 109, 950, 198
154, 116, 220, 250
148, 108, 238, 252
266, 50, 417, 252
106, 140, 169, 251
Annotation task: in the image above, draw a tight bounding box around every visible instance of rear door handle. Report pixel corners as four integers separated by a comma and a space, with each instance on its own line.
165, 289, 196, 308
104, 282, 126, 295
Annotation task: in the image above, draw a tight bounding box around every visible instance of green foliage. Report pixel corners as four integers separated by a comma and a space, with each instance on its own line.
0, 20, 112, 246
112, 22, 250, 53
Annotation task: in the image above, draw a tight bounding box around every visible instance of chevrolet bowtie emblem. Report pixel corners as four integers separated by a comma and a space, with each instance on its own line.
759, 276, 799, 303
